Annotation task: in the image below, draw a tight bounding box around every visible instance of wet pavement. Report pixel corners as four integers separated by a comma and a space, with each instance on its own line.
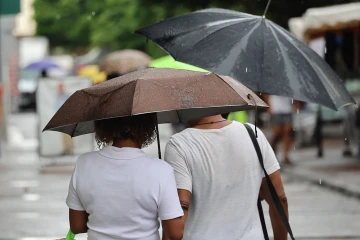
1, 113, 360, 239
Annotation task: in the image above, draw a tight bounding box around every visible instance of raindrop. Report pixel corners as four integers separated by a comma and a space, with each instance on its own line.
296, 109, 299, 114
319, 179, 322, 185
293, 128, 295, 131
259, 92, 262, 95
345, 138, 347, 141
291, 99, 294, 104
246, 67, 248, 73
88, 16, 92, 20
324, 47, 327, 54
56, 15, 61, 19
92, 11, 96, 16
294, 146, 296, 150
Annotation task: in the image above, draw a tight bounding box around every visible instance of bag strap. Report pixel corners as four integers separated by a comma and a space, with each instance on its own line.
257, 198, 269, 240
244, 124, 295, 240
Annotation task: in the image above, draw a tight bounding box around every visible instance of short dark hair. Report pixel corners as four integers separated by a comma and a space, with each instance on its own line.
94, 113, 157, 149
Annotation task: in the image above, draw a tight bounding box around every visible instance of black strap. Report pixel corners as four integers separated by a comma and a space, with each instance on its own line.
244, 124, 295, 240
257, 198, 269, 240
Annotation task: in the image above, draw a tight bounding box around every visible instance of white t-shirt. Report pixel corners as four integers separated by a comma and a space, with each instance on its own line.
164, 122, 280, 240
269, 95, 293, 114
66, 146, 183, 240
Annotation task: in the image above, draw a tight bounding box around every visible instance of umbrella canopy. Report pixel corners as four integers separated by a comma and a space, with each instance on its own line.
150, 55, 208, 72
25, 59, 60, 71
101, 49, 151, 74
137, 8, 355, 110
43, 68, 267, 137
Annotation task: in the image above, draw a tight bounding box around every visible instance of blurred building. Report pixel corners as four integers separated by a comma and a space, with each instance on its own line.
13, 0, 36, 37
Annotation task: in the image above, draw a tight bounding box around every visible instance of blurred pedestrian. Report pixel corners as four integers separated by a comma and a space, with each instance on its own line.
55, 82, 73, 155
66, 114, 184, 240
41, 70, 48, 78
165, 114, 289, 239
265, 95, 296, 165
343, 105, 356, 157
356, 102, 360, 158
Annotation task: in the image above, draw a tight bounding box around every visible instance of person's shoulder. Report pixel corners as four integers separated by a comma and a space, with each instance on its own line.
145, 155, 174, 171
143, 156, 175, 179
166, 130, 191, 148
243, 123, 265, 135
75, 151, 100, 165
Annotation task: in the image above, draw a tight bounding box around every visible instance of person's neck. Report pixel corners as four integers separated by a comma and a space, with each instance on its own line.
189, 115, 231, 130
112, 139, 141, 148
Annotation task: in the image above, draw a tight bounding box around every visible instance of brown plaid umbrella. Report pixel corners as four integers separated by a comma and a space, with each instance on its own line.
101, 49, 151, 74
44, 68, 267, 137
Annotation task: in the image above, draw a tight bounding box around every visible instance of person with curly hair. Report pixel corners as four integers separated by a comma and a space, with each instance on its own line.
66, 113, 184, 240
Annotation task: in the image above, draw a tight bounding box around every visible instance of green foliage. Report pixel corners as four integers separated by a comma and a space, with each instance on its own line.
33, 0, 358, 57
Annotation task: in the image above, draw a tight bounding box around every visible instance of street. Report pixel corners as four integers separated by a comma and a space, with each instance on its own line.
1, 113, 360, 239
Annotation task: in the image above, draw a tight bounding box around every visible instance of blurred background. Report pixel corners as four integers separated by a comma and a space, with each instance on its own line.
0, 0, 360, 239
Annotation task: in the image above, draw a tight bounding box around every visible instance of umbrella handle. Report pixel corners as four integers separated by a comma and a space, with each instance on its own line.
247, 94, 258, 138
155, 114, 162, 159
263, 0, 272, 18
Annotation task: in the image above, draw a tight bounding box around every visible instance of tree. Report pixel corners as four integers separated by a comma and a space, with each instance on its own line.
34, 0, 359, 57
34, 0, 92, 49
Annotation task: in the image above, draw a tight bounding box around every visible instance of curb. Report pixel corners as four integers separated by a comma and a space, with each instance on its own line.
283, 167, 360, 201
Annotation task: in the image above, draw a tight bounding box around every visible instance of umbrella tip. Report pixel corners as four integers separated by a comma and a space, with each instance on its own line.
263, 0, 272, 17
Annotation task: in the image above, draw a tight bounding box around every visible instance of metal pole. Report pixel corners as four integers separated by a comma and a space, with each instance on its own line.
263, 0, 272, 18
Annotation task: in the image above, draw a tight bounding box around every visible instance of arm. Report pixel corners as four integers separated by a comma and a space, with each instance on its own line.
162, 217, 184, 240
66, 165, 87, 234
178, 189, 191, 224
259, 170, 288, 240
163, 139, 193, 240
159, 169, 185, 240
162, 189, 190, 240
69, 209, 88, 234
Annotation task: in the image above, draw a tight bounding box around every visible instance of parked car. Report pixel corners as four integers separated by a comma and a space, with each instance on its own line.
18, 69, 40, 111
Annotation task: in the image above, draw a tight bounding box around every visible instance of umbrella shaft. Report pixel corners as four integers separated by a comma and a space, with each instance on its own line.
263, 0, 271, 17
155, 115, 161, 159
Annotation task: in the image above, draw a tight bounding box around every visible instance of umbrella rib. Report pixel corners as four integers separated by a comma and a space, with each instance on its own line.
212, 73, 250, 106
269, 23, 338, 109
190, 19, 257, 50
70, 123, 78, 137
176, 110, 182, 123
260, 20, 266, 93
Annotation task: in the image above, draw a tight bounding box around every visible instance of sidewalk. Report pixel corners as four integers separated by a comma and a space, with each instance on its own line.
284, 139, 360, 199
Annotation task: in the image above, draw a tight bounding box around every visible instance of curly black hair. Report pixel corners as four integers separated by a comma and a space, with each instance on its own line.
94, 113, 157, 149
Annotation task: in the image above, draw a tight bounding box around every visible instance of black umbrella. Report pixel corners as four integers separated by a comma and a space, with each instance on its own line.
136, 8, 355, 110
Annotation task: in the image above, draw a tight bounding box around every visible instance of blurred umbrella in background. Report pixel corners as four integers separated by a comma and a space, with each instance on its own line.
137, 8, 355, 110
77, 65, 106, 84
25, 59, 60, 71
101, 49, 151, 75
